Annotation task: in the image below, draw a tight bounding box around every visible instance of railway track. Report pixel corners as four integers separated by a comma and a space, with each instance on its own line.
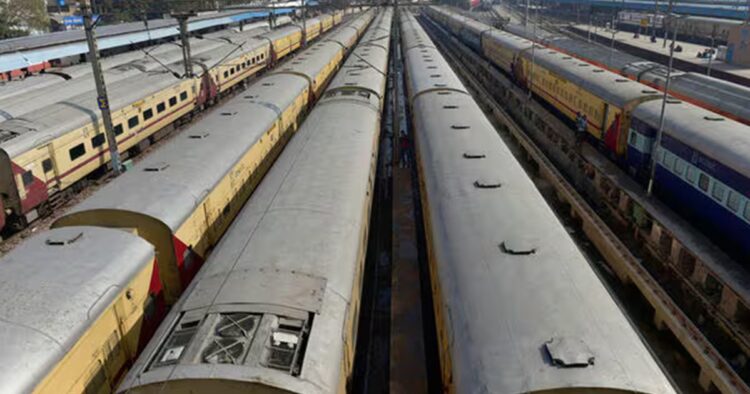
418, 12, 749, 394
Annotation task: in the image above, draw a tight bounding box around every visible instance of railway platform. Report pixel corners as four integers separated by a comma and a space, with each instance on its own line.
569, 24, 750, 86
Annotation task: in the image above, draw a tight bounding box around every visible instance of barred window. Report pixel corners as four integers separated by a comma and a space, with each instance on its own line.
698, 173, 709, 192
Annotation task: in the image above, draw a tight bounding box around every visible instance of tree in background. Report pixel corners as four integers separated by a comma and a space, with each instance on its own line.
0, 0, 49, 38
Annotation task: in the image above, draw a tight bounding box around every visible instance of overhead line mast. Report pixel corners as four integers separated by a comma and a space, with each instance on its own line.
82, 0, 123, 176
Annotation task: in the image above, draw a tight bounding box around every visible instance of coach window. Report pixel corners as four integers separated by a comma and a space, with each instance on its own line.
180, 92, 188, 101
230, 68, 235, 75
114, 124, 124, 136
224, 71, 229, 78
744, 202, 750, 221
664, 152, 676, 171
674, 159, 686, 176
698, 173, 710, 192
712, 182, 726, 201
42, 159, 53, 173
91, 133, 106, 148
727, 191, 741, 212
128, 116, 139, 129
686, 166, 697, 184
69, 143, 86, 161
169, 96, 178, 107
143, 109, 154, 121
157, 102, 166, 113
22, 170, 34, 187
629, 131, 637, 146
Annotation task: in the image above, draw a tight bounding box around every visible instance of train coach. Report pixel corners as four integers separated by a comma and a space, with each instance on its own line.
502, 17, 750, 128
401, 10, 676, 393
0, 227, 157, 393
427, 6, 662, 156
426, 6, 750, 265
0, 11, 374, 394
0, 19, 295, 121
628, 99, 750, 260
0, 13, 340, 235
117, 8, 391, 394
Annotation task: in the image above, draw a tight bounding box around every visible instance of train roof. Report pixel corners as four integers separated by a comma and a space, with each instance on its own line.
326, 15, 390, 97
0, 226, 153, 394
634, 99, 750, 179
0, 36, 270, 159
118, 10, 388, 394
531, 48, 661, 106
0, 23, 281, 116
403, 10, 675, 393
0, 9, 295, 74
484, 28, 536, 52
402, 17, 467, 96
0, 70, 180, 158
272, 39, 347, 89
64, 72, 306, 231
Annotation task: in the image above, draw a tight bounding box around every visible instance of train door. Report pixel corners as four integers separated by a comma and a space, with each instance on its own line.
42, 144, 60, 191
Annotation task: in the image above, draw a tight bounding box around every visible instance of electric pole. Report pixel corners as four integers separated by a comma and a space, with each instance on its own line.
662, 0, 673, 48
82, 0, 122, 175
648, 16, 682, 196
172, 11, 197, 78
302, 0, 308, 47
651, 0, 659, 41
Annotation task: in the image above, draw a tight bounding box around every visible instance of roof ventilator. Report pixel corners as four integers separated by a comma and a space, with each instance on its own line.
463, 152, 486, 159
544, 337, 595, 368
46, 232, 83, 246
474, 179, 502, 189
149, 319, 201, 369
189, 132, 210, 139
499, 240, 536, 255
704, 115, 725, 121
201, 313, 260, 364
221, 111, 237, 116
262, 316, 310, 376
144, 162, 170, 172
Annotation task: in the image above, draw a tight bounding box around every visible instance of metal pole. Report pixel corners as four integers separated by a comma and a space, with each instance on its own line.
82, 0, 122, 175
528, 0, 537, 100
647, 18, 679, 196
302, 0, 307, 47
610, 14, 617, 64
707, 25, 716, 76
588, 8, 592, 42
525, 0, 530, 28
662, 0, 673, 48
172, 13, 196, 78
651, 0, 658, 41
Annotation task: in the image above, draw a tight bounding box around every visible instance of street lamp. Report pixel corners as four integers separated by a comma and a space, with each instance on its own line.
647, 13, 687, 196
